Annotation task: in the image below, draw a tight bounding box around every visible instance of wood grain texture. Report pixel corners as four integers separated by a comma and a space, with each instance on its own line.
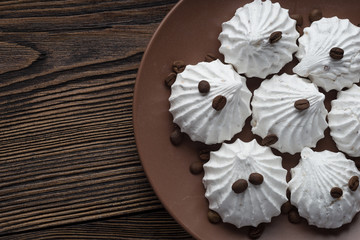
0, 42, 40, 75
0, 0, 180, 236
5, 210, 193, 240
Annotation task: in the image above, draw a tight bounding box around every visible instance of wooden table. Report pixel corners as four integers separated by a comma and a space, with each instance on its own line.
0, 0, 192, 239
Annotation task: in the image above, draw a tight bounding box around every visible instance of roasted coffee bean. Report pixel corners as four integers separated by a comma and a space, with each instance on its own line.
205, 53, 217, 62
349, 176, 359, 191
261, 134, 278, 146
208, 210, 221, 224
170, 128, 183, 146
296, 25, 303, 36
290, 14, 303, 26
330, 187, 343, 198
172, 60, 185, 73
309, 9, 322, 22
249, 173, 264, 185
288, 209, 301, 224
286, 188, 291, 200
281, 201, 293, 214
269, 31, 282, 44
199, 149, 210, 162
248, 223, 265, 239
164, 72, 177, 88
330, 47, 344, 60
294, 99, 310, 110
189, 161, 203, 175
198, 80, 210, 93
232, 179, 248, 193
355, 159, 360, 170
212, 95, 227, 111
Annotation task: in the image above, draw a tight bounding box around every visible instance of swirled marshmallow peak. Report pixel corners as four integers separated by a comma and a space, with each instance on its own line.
329, 84, 360, 157
251, 74, 328, 154
202, 139, 288, 228
289, 148, 360, 229
218, 0, 299, 78
169, 60, 251, 144
293, 17, 360, 91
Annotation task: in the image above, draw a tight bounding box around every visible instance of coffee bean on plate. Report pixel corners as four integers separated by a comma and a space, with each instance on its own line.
164, 72, 177, 88
172, 60, 186, 73
189, 161, 203, 175
288, 208, 301, 224
290, 14, 303, 26
205, 53, 217, 62
281, 201, 293, 214
309, 9, 322, 22
170, 128, 183, 146
208, 210, 221, 224
248, 223, 265, 239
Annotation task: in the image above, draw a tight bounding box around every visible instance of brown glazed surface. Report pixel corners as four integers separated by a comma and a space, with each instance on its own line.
133, 0, 360, 239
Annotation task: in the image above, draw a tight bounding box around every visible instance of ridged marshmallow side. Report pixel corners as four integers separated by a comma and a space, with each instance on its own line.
329, 84, 360, 157
203, 139, 288, 228
251, 74, 328, 154
289, 148, 360, 228
219, 0, 299, 78
169, 60, 252, 144
293, 17, 360, 91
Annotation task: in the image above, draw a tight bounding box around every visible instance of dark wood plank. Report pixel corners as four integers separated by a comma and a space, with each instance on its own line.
0, 0, 179, 235
2, 209, 193, 240
0, 42, 40, 75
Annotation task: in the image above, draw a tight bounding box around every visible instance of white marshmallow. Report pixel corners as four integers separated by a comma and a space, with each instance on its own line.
203, 139, 288, 228
169, 60, 251, 144
293, 17, 360, 91
219, 0, 299, 78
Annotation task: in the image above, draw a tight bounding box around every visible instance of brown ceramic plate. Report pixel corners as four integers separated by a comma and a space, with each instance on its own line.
133, 0, 360, 239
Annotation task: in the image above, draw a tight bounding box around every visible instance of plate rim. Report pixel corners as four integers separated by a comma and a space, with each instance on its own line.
132, 0, 198, 238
